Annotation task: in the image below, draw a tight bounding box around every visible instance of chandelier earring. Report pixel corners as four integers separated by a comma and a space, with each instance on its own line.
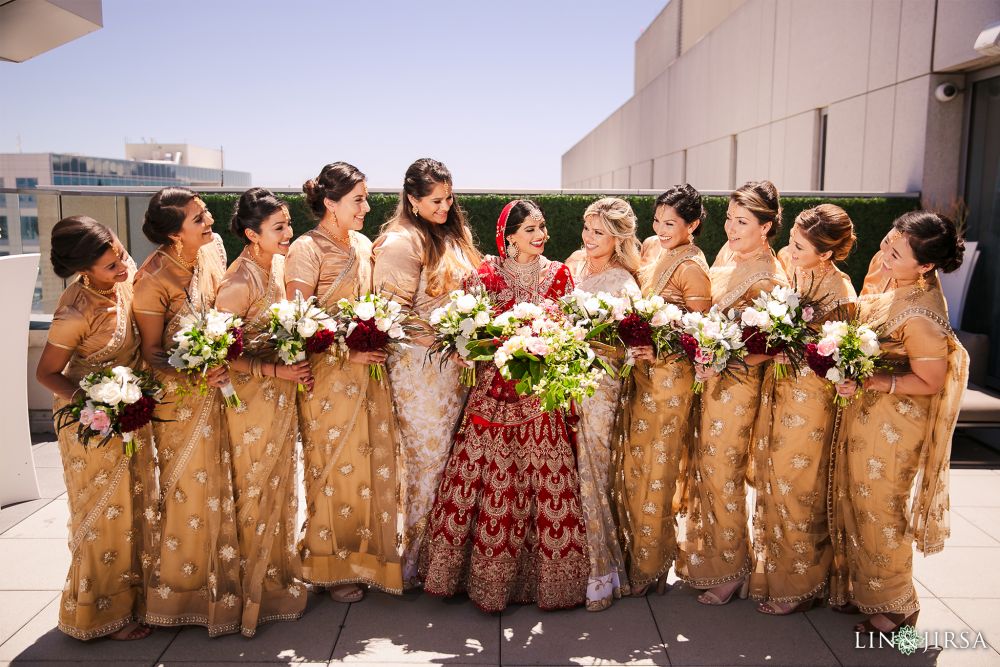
917, 271, 928, 291
174, 238, 184, 258
82, 273, 91, 288
253, 241, 262, 259
507, 240, 519, 259
412, 204, 420, 218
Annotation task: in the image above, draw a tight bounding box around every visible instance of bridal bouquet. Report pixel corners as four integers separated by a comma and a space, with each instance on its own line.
428, 288, 494, 386
678, 306, 747, 393
805, 320, 882, 406
334, 293, 406, 383
267, 291, 339, 391
54, 366, 164, 456
739, 285, 820, 380
484, 302, 612, 412
558, 289, 626, 345
615, 294, 686, 377
168, 308, 244, 407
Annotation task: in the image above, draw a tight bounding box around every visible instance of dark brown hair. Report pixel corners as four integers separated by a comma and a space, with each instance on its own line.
230, 187, 287, 244
50, 216, 115, 278
302, 162, 366, 219
382, 158, 482, 296
730, 180, 781, 238
893, 210, 965, 273
142, 186, 198, 245
793, 204, 856, 262
656, 184, 705, 236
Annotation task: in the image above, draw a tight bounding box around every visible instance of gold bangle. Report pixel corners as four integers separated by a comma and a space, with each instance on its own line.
889, 374, 896, 394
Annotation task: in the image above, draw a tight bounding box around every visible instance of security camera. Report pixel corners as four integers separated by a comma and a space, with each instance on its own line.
935, 82, 961, 102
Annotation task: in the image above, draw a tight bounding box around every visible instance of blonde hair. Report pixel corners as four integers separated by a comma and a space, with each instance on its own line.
794, 204, 856, 262
583, 197, 641, 277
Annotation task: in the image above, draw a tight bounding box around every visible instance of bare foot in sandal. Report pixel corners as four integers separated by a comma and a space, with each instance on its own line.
109, 622, 152, 641
329, 584, 364, 603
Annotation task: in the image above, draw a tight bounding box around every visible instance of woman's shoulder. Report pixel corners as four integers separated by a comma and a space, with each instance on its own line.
53, 282, 91, 318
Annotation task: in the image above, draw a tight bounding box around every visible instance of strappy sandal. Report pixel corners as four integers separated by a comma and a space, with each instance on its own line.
854, 611, 919, 635
697, 577, 749, 606
329, 584, 365, 603
631, 575, 670, 598
109, 623, 153, 641
756, 597, 817, 615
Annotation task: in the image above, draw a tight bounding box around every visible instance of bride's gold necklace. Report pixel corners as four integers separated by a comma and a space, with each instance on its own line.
504, 256, 541, 298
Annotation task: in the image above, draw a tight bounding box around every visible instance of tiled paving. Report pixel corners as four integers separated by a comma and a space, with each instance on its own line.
0, 442, 997, 666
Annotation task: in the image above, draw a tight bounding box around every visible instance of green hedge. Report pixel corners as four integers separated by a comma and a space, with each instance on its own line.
201, 193, 919, 291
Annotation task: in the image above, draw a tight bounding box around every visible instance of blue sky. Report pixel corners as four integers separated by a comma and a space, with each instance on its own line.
2, 0, 665, 189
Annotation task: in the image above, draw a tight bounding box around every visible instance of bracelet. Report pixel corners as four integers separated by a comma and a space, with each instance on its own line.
888, 374, 896, 394
250, 358, 262, 379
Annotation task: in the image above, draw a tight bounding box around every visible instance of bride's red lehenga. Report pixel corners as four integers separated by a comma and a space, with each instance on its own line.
419, 247, 590, 612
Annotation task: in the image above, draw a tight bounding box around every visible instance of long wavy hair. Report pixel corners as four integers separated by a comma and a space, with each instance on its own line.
582, 197, 641, 278
380, 158, 481, 297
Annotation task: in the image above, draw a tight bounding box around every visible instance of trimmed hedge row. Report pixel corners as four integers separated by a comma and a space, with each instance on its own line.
201, 193, 920, 291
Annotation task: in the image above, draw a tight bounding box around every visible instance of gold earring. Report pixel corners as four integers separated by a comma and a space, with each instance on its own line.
253, 242, 262, 259
917, 272, 928, 291
174, 238, 184, 258
507, 241, 519, 259
82, 273, 91, 288
412, 204, 419, 218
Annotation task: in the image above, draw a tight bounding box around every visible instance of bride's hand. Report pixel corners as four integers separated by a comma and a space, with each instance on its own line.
349, 350, 388, 365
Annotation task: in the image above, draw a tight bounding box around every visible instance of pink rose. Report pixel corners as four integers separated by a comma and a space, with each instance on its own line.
802, 306, 815, 322
90, 409, 112, 434
526, 337, 551, 357
694, 349, 712, 365
816, 338, 838, 357
79, 406, 95, 427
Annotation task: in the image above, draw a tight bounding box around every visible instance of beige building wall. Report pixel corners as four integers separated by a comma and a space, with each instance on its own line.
562, 0, 1000, 202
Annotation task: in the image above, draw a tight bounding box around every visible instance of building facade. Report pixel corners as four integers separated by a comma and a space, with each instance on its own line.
562, 0, 1000, 386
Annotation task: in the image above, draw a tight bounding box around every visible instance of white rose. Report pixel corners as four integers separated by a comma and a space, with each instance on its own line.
583, 297, 601, 314
120, 382, 143, 405
354, 301, 376, 321
766, 301, 789, 319
374, 317, 392, 332
388, 324, 404, 339
296, 318, 320, 338
474, 310, 490, 326
204, 311, 231, 338
429, 307, 445, 326
455, 293, 478, 313
825, 367, 843, 383
89, 379, 123, 405
459, 318, 477, 336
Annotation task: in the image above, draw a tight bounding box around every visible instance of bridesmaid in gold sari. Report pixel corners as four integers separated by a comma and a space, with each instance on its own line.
372, 158, 481, 586
750, 205, 857, 614
677, 180, 788, 605
287, 163, 403, 603
37, 217, 157, 641
215, 188, 308, 635
133, 187, 242, 636
617, 185, 712, 598
565, 197, 640, 610
830, 211, 968, 635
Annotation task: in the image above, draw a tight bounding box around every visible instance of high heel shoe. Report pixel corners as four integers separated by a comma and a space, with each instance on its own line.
697, 577, 749, 606
631, 575, 670, 598
756, 597, 818, 615
854, 611, 919, 635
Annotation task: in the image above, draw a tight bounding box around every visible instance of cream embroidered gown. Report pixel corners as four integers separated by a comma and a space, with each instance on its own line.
372, 221, 475, 586
677, 243, 787, 588
565, 250, 638, 610
829, 276, 968, 616
133, 234, 243, 636
215, 252, 305, 636
749, 263, 856, 605
48, 252, 158, 640
616, 239, 711, 593
285, 229, 403, 594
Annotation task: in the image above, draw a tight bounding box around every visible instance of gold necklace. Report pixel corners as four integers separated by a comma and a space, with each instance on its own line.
585, 255, 612, 278
245, 249, 271, 274
165, 246, 196, 272
796, 262, 832, 288
316, 223, 351, 247
83, 280, 117, 297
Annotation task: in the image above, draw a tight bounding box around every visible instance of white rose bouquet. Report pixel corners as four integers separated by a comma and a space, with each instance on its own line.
615, 294, 686, 377
428, 288, 494, 386
266, 291, 339, 391
677, 306, 748, 393
334, 293, 407, 383
804, 320, 883, 406
168, 308, 244, 407
739, 284, 823, 380
54, 365, 164, 456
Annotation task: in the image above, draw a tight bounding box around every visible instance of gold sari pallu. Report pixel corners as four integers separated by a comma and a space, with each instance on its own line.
615, 242, 710, 592
678, 244, 787, 588
48, 259, 158, 640
287, 230, 403, 595
135, 235, 243, 637
829, 281, 968, 615
216, 253, 305, 637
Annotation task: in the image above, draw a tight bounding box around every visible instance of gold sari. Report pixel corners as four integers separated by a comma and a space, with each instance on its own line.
616, 241, 711, 592
677, 243, 787, 587
285, 229, 402, 594
565, 251, 638, 610
829, 277, 968, 615
48, 256, 158, 640
215, 253, 305, 636
133, 234, 243, 636
749, 264, 856, 605
372, 222, 474, 586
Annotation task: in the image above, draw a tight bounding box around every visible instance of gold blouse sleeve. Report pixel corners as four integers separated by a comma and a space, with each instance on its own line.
901, 315, 949, 362
675, 261, 712, 302
372, 231, 422, 309
48, 302, 88, 351
284, 235, 322, 292
215, 264, 257, 319
132, 273, 169, 317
